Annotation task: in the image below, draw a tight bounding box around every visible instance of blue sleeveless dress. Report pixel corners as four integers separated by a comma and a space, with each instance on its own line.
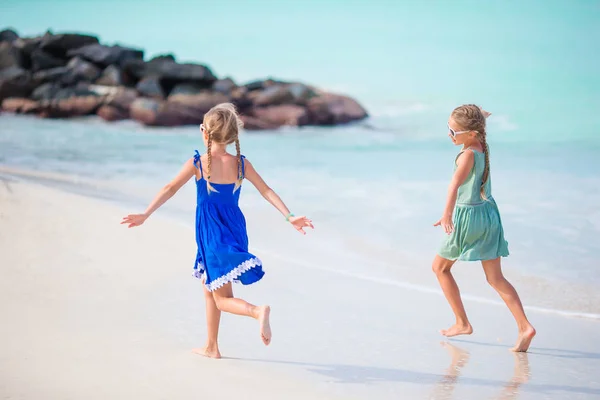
192, 150, 264, 291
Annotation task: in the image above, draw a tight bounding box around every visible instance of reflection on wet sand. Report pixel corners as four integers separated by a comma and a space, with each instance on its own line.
430, 342, 530, 400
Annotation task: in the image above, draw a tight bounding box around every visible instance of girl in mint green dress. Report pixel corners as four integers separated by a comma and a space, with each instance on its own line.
432, 104, 536, 352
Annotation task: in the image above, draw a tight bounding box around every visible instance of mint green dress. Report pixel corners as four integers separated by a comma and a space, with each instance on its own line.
438, 148, 510, 261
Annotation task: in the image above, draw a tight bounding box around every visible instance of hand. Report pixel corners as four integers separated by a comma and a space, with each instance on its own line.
289, 216, 314, 235
121, 213, 148, 228
434, 214, 454, 234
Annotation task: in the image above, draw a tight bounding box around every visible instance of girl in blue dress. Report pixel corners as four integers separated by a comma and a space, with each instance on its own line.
122, 103, 314, 358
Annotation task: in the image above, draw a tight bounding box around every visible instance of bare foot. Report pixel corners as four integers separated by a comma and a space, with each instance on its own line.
257, 305, 272, 346
440, 323, 473, 337
192, 346, 222, 359
511, 325, 536, 352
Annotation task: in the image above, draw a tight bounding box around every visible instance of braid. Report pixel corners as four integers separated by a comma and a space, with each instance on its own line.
206, 132, 216, 193
233, 137, 242, 193
479, 130, 490, 200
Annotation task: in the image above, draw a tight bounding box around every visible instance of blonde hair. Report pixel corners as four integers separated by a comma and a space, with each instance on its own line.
202, 103, 244, 193
451, 104, 492, 200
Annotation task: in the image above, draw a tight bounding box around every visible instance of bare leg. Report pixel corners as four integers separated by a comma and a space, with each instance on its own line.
482, 258, 536, 352
212, 283, 272, 345
192, 280, 222, 359
432, 255, 473, 337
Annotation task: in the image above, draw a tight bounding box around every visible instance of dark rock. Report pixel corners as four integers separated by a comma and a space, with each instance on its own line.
169, 82, 210, 96
131, 93, 228, 127
95, 65, 124, 86
136, 76, 164, 99
67, 44, 144, 67
0, 66, 35, 101
0, 42, 19, 69
149, 54, 175, 63
287, 83, 316, 104
244, 78, 285, 91
0, 29, 19, 43
31, 82, 62, 100
306, 93, 368, 125
11, 36, 45, 69
130, 97, 162, 125
124, 58, 216, 83
168, 91, 230, 114
1, 97, 40, 114
61, 57, 101, 85
97, 104, 128, 121
230, 88, 253, 112
159, 62, 217, 82
253, 85, 294, 107
38, 95, 102, 118
252, 83, 317, 107
239, 115, 281, 131
212, 78, 237, 94
104, 87, 137, 110
53, 85, 98, 100
30, 49, 67, 71
32, 66, 70, 84
252, 104, 309, 127
40, 33, 99, 58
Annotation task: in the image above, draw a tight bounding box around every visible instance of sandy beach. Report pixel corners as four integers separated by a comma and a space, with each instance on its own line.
1, 176, 599, 400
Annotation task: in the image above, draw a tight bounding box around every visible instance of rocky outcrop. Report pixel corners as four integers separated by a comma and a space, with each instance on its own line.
0, 28, 368, 129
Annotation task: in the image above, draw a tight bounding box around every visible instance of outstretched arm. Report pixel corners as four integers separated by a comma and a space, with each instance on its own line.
434, 150, 474, 234
244, 159, 314, 235
121, 158, 196, 228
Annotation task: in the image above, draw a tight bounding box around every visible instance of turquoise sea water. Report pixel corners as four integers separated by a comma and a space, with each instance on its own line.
1, 2, 600, 293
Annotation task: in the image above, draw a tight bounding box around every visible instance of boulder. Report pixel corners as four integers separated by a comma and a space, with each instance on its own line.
239, 115, 281, 131
0, 66, 35, 101
287, 83, 316, 104
32, 66, 70, 84
130, 97, 162, 125
39, 33, 99, 58
168, 91, 229, 114
67, 44, 144, 67
252, 83, 317, 107
212, 78, 237, 94
252, 104, 309, 127
306, 93, 368, 125
38, 95, 102, 118
0, 42, 19, 70
149, 54, 175, 63
104, 87, 137, 110
95, 65, 124, 86
53, 85, 98, 100
31, 82, 62, 100
61, 57, 101, 85
230, 88, 253, 112
10, 36, 46, 69
136, 76, 164, 99
124, 58, 216, 83
131, 95, 222, 127
1, 97, 40, 113
30, 49, 67, 71
97, 104, 128, 121
244, 79, 276, 91
0, 29, 19, 43
253, 85, 294, 107
169, 82, 209, 96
